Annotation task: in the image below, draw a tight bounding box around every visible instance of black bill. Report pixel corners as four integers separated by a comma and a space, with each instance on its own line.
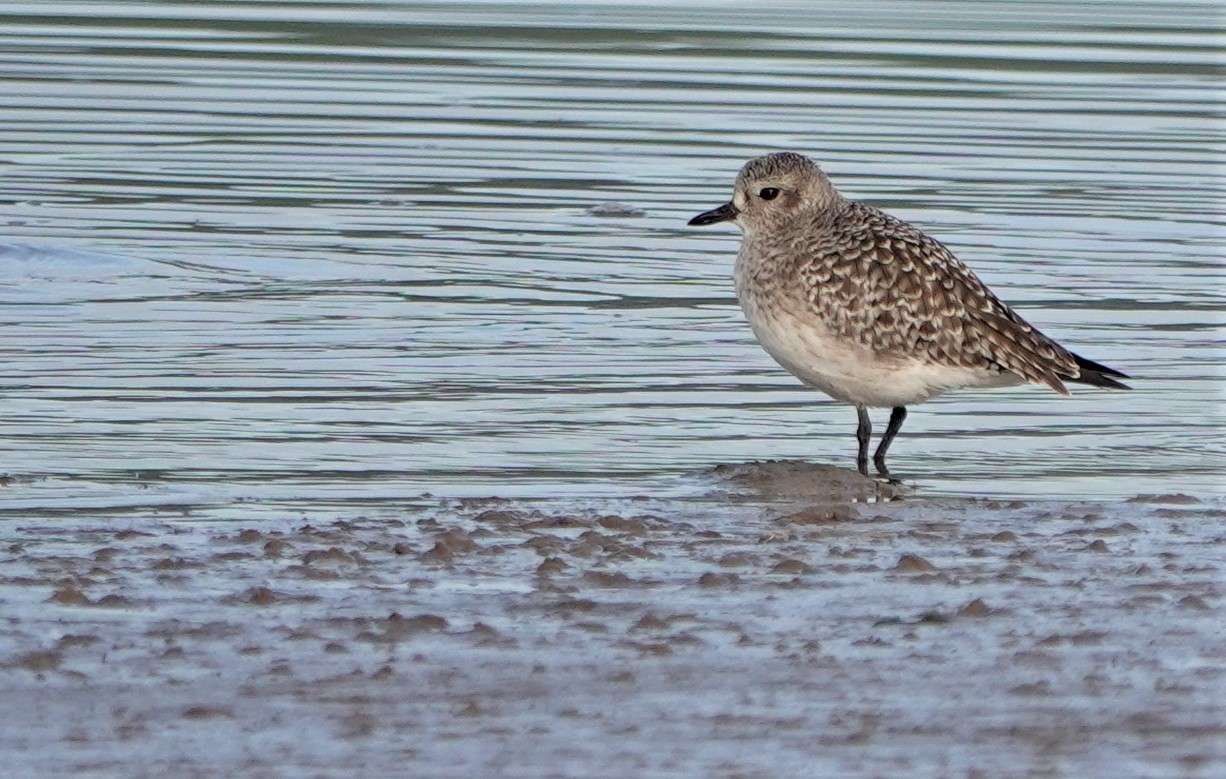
687, 202, 738, 226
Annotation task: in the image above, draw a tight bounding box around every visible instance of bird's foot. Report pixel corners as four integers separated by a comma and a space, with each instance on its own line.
874, 458, 905, 485
871, 461, 904, 491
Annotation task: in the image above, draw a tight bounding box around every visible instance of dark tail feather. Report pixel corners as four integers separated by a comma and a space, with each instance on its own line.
1068, 351, 1131, 390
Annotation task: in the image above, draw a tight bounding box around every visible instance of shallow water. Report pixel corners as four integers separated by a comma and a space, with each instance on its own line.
0, 0, 1223, 518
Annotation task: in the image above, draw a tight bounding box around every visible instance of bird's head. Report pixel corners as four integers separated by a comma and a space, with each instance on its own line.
688, 151, 839, 235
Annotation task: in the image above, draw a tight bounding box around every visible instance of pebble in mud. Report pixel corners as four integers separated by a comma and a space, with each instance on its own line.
535, 557, 567, 576
230, 587, 311, 606
370, 613, 448, 642
770, 558, 815, 575
717, 552, 754, 567
10, 649, 63, 672
629, 613, 670, 632
419, 530, 478, 562
181, 706, 232, 720
1178, 595, 1211, 611
46, 586, 132, 608
302, 547, 362, 566
92, 594, 133, 607
582, 570, 638, 588
48, 586, 91, 606
958, 598, 993, 618
775, 505, 859, 525
891, 554, 938, 573
596, 515, 651, 534
56, 635, 98, 650
1128, 494, 1199, 505
697, 572, 739, 587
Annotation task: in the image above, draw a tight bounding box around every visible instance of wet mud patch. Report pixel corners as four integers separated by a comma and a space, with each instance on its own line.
0, 471, 1223, 776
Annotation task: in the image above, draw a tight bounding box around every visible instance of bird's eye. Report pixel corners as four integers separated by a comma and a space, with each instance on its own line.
758, 187, 781, 201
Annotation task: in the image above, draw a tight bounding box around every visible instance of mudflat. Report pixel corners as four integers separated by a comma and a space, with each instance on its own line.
1, 462, 1221, 777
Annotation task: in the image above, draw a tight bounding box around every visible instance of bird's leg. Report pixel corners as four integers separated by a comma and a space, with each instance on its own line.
855, 405, 871, 476
873, 406, 907, 478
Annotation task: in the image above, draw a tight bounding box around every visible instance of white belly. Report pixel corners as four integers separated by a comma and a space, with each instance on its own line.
739, 290, 1021, 408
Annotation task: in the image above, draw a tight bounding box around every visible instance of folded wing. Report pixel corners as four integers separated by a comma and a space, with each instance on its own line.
797, 201, 1128, 394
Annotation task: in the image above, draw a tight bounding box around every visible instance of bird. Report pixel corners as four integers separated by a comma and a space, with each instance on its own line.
687, 151, 1130, 479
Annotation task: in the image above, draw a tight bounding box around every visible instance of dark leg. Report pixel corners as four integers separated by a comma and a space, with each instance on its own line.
873, 406, 907, 477
855, 405, 871, 476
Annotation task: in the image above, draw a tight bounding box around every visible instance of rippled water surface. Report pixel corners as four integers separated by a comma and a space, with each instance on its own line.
0, 0, 1222, 515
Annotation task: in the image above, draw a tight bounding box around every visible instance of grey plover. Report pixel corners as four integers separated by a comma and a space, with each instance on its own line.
688, 151, 1130, 478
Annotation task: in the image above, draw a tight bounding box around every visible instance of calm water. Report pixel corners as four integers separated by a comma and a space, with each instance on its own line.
0, 0, 1222, 517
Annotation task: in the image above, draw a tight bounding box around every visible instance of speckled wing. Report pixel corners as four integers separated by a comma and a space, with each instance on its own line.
797, 201, 1080, 394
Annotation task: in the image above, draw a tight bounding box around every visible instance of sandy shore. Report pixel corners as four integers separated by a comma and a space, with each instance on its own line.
1, 462, 1222, 777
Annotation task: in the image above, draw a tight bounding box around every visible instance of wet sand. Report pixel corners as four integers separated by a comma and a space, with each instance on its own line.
1, 462, 1222, 777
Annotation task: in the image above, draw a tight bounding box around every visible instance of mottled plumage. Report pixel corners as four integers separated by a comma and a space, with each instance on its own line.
790, 199, 1078, 394
688, 151, 1130, 477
